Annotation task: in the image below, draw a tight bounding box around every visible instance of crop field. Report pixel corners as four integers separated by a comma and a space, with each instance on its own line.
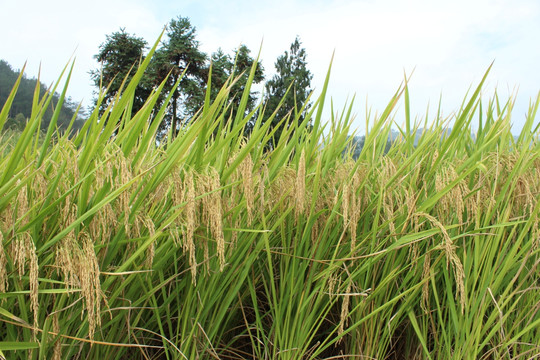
0, 55, 539, 359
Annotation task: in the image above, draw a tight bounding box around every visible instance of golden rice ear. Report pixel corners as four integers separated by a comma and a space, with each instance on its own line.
11, 232, 39, 335
27, 234, 39, 337
338, 282, 352, 339
103, 203, 117, 243
171, 169, 186, 205
185, 170, 197, 285
240, 153, 254, 226
416, 212, 466, 314
202, 167, 225, 271
143, 215, 156, 268
112, 151, 134, 236
170, 226, 181, 248
380, 157, 398, 237
80, 231, 103, 340
533, 213, 540, 251
295, 149, 306, 219
421, 251, 431, 313
402, 187, 418, 233
0, 230, 7, 293
258, 163, 268, 214
56, 232, 103, 340
33, 168, 49, 206
16, 179, 29, 225
328, 272, 338, 298
12, 233, 26, 279
55, 235, 75, 291
512, 164, 536, 219
170, 171, 187, 248
341, 181, 350, 231
52, 312, 62, 360
349, 169, 365, 252
271, 167, 295, 213
435, 164, 467, 226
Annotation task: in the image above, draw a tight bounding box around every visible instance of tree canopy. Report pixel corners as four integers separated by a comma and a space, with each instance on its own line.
263, 36, 313, 148
90, 20, 312, 143
210, 45, 264, 129
152, 16, 208, 131
89, 28, 150, 115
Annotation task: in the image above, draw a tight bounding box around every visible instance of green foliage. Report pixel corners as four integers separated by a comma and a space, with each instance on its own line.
90, 28, 151, 116
264, 36, 313, 148
4, 113, 26, 131
210, 45, 264, 130
152, 16, 208, 129
91, 17, 264, 137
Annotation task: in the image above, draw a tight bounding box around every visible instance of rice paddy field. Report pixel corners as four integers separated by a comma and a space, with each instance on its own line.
0, 53, 539, 359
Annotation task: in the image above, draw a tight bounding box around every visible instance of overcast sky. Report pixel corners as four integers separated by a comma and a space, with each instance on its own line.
1, 0, 539, 134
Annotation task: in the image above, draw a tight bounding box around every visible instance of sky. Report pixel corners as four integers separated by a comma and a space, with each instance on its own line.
1, 0, 539, 134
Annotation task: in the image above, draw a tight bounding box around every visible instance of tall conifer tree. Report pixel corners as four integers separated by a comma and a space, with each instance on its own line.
264, 36, 313, 148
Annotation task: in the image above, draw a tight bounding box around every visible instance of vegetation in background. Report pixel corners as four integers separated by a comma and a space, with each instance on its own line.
263, 36, 313, 148
92, 17, 266, 137
209, 45, 265, 130
2, 15, 310, 141
91, 18, 314, 140
0, 33, 539, 360
0, 60, 83, 133
151, 16, 209, 127
89, 29, 151, 116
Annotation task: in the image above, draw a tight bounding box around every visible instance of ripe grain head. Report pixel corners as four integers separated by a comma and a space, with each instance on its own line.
16, 180, 29, 225
0, 230, 7, 293
142, 215, 156, 268
185, 170, 197, 284
202, 167, 225, 270
28, 234, 38, 336
421, 251, 431, 313
240, 153, 255, 225
80, 231, 103, 339
52, 312, 61, 360
11, 232, 39, 334
338, 282, 352, 338
435, 165, 466, 226
270, 167, 296, 211
295, 149, 306, 219
416, 212, 466, 313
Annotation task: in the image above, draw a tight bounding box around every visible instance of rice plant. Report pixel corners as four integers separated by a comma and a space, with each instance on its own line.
0, 45, 539, 360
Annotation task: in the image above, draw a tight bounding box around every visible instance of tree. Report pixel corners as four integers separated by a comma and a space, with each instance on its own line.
263, 36, 313, 148
152, 16, 207, 132
210, 45, 264, 128
88, 17, 265, 137
90, 29, 151, 115
208, 48, 231, 99
229, 45, 264, 120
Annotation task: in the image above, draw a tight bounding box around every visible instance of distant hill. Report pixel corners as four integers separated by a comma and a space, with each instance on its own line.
344, 127, 520, 159
0, 59, 84, 133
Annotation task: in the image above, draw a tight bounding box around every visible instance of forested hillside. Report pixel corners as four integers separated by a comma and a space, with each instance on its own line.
0, 59, 83, 132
